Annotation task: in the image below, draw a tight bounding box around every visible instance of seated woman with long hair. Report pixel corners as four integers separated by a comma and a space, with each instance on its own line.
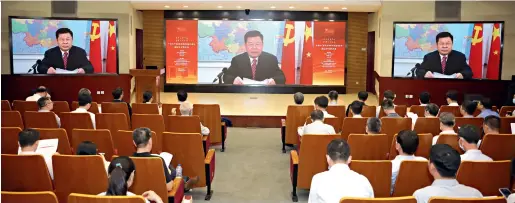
98, 156, 163, 203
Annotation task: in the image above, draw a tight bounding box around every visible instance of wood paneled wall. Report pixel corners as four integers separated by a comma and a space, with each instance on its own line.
346, 12, 369, 93
143, 10, 164, 69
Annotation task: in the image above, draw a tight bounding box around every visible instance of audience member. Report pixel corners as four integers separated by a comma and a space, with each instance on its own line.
143, 91, 153, 104
425, 103, 439, 117
37, 97, 61, 127
477, 98, 499, 118
350, 100, 364, 118
132, 127, 198, 191
298, 110, 336, 136
419, 91, 431, 106
460, 100, 477, 118
18, 129, 55, 180
177, 90, 188, 103
433, 112, 456, 145
78, 88, 92, 97
72, 94, 96, 129
483, 115, 500, 135
391, 130, 427, 193
446, 90, 459, 106
314, 96, 334, 118
112, 87, 132, 116
76, 141, 110, 171
98, 156, 162, 203
26, 86, 49, 101
366, 117, 382, 135
294, 92, 304, 105
382, 99, 400, 117
328, 90, 338, 106
413, 144, 482, 203
308, 139, 374, 202
179, 102, 210, 136
377, 91, 396, 117
346, 91, 368, 117
458, 125, 492, 161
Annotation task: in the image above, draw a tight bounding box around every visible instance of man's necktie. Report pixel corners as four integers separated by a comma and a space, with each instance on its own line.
251, 58, 257, 80
63, 52, 69, 70
441, 56, 447, 73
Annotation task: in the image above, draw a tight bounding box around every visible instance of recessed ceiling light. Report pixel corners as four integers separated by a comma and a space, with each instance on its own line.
289, 6, 295, 9
236, 6, 241, 9
164, 5, 170, 8
217, 5, 223, 8
324, 7, 329, 9
270, 6, 276, 9
342, 7, 348, 10
183, 5, 188, 8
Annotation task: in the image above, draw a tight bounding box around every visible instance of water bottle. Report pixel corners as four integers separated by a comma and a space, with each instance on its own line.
176, 164, 183, 178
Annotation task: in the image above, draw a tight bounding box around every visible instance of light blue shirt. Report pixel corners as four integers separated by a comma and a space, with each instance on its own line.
413, 179, 483, 203
477, 109, 499, 118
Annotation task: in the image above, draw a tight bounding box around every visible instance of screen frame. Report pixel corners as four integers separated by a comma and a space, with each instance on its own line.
8, 16, 120, 75
391, 21, 505, 80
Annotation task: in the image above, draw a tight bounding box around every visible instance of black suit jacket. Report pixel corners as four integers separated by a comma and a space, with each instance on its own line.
223, 52, 286, 84
113, 99, 132, 117
39, 46, 93, 74
416, 50, 473, 79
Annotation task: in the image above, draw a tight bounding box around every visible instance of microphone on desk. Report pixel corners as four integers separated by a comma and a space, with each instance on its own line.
212, 67, 228, 84
28, 59, 42, 74
407, 63, 421, 77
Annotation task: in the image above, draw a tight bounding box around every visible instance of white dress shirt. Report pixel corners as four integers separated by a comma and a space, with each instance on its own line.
298, 120, 336, 136
460, 149, 493, 161
38, 109, 61, 127
71, 107, 96, 129
413, 179, 482, 203
19, 151, 54, 180
98, 192, 150, 203
448, 102, 459, 106
200, 123, 210, 136
352, 114, 363, 118
391, 155, 427, 194
329, 101, 338, 106
322, 110, 335, 118
249, 56, 259, 65
433, 130, 457, 145
309, 164, 374, 203
26, 93, 42, 101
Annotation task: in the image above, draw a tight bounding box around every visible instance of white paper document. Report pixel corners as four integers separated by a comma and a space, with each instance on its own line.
152, 152, 173, 169
18, 138, 58, 155
55, 68, 79, 74
242, 78, 268, 85
432, 72, 457, 79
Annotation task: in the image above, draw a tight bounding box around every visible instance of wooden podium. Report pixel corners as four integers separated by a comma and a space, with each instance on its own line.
130, 69, 164, 103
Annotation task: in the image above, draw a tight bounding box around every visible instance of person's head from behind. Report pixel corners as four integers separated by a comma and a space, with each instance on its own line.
177, 90, 188, 102
244, 30, 264, 58
294, 92, 304, 105
478, 97, 493, 110
35, 86, 48, 97
328, 90, 338, 103
396, 130, 419, 155
358, 91, 368, 102
419, 91, 431, 105
445, 90, 458, 104
179, 102, 193, 116
350, 100, 363, 116
310, 110, 324, 122
436, 32, 453, 55
76, 141, 98, 155
133, 127, 152, 152
18, 129, 40, 151
439, 112, 455, 131
78, 94, 93, 110
326, 139, 351, 167
56, 28, 73, 51
78, 88, 92, 97
112, 87, 124, 100
366, 117, 382, 134
428, 144, 460, 179
458, 125, 481, 151
314, 96, 329, 111
382, 99, 395, 114
384, 90, 395, 101
143, 91, 153, 103
37, 97, 53, 111
483, 115, 500, 135
106, 156, 136, 196
460, 100, 477, 116
424, 103, 439, 117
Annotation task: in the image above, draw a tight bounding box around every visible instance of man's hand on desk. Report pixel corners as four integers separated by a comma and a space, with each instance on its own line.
77, 68, 85, 74
455, 73, 463, 79
47, 67, 56, 74
424, 71, 434, 78
265, 78, 276, 85
233, 77, 244, 85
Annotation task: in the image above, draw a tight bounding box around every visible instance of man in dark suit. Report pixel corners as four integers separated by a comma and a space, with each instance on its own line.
39, 28, 93, 74
223, 30, 286, 85
416, 32, 473, 79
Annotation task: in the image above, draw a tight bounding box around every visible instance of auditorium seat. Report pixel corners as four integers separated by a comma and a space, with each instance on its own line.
193, 104, 224, 151
1, 100, 11, 111
436, 134, 463, 154
290, 134, 340, 202
2, 154, 54, 192
162, 103, 181, 124
380, 117, 411, 146
349, 161, 392, 197
72, 129, 116, 161
2, 191, 59, 203
131, 114, 164, 153
52, 155, 108, 203
378, 105, 408, 118
409, 105, 426, 117
52, 101, 70, 114
479, 134, 515, 160
166, 115, 210, 155
340, 196, 417, 203
161, 132, 216, 200
24, 111, 59, 128
132, 103, 159, 115
348, 134, 389, 160
499, 117, 515, 134
114, 130, 157, 156
130, 157, 185, 203
341, 117, 368, 140
427, 197, 506, 203
327, 105, 346, 119
350, 105, 376, 117
35, 128, 72, 155
454, 117, 483, 132
456, 161, 511, 196
284, 105, 314, 148
388, 133, 432, 160
1, 127, 22, 154
71, 101, 100, 113
391, 160, 433, 197
413, 117, 440, 136
68, 193, 146, 203
60, 112, 94, 139
96, 113, 129, 136
2, 111, 24, 128
499, 106, 515, 117
438, 105, 461, 117
101, 102, 131, 127
12, 100, 38, 119
325, 117, 343, 133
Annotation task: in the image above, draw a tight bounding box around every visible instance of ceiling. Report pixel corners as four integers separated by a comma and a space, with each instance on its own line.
130, 0, 382, 12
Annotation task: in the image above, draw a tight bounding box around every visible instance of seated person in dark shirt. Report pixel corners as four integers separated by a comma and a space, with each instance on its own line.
132, 127, 198, 191
112, 87, 132, 116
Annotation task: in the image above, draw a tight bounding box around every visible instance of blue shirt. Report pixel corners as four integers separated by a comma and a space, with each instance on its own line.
477, 109, 499, 118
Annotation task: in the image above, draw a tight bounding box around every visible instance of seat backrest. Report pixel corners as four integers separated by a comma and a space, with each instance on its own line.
1, 127, 22, 154
52, 101, 70, 114
410, 105, 426, 117
360, 105, 377, 117
96, 113, 129, 136
161, 132, 207, 188
297, 134, 340, 189
1, 154, 54, 191
427, 197, 506, 203
12, 100, 39, 118
327, 105, 346, 119
113, 130, 157, 156
2, 100, 11, 111
324, 117, 343, 133
348, 134, 389, 160
162, 103, 181, 126
392, 160, 433, 197
378, 105, 408, 118
388, 133, 433, 160
500, 117, 515, 134
52, 155, 108, 203
2, 191, 59, 203
499, 106, 515, 117
60, 112, 94, 137
438, 105, 461, 117
68, 193, 146, 203
480, 134, 515, 160
349, 161, 392, 198
341, 117, 368, 140
413, 117, 440, 136
166, 115, 201, 133
436, 134, 462, 153
24, 111, 59, 128
129, 157, 169, 203
340, 196, 417, 203
131, 114, 164, 153
132, 103, 159, 115
454, 117, 484, 133
193, 104, 222, 143
456, 161, 511, 196
71, 129, 115, 160
101, 102, 131, 127
286, 105, 315, 145
71, 101, 100, 114
2, 111, 24, 129
380, 117, 412, 146
35, 128, 72, 155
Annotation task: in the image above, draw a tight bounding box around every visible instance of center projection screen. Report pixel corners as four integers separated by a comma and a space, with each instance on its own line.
165, 20, 346, 86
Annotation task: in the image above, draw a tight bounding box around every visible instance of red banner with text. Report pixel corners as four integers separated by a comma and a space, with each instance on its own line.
312, 22, 346, 85
166, 20, 198, 84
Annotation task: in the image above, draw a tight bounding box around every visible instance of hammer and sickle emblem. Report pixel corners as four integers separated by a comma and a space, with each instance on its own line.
283, 24, 295, 46
471, 25, 483, 46
90, 22, 100, 41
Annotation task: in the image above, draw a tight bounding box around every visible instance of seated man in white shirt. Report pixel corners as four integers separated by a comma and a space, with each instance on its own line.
483, 115, 500, 135
177, 90, 188, 103
433, 112, 456, 145
391, 130, 427, 194
410, 103, 439, 129
458, 125, 493, 161
376, 90, 396, 117
419, 91, 431, 106
309, 139, 374, 203
143, 91, 153, 104
71, 94, 96, 129
446, 90, 459, 106
328, 90, 338, 106
18, 129, 55, 180
349, 100, 364, 118
299, 110, 336, 136
179, 102, 210, 136
293, 92, 304, 105
26, 86, 49, 101
37, 97, 61, 127
460, 100, 477, 118
366, 117, 382, 135
413, 144, 483, 203
314, 96, 335, 118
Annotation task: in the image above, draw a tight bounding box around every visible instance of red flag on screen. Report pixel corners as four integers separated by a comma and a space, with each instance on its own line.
469, 23, 483, 79
89, 20, 102, 73
486, 23, 501, 79
106, 21, 117, 73
281, 20, 295, 84
300, 21, 314, 85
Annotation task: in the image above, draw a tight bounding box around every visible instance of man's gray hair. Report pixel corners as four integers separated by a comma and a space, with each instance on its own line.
180, 102, 193, 116
367, 117, 382, 133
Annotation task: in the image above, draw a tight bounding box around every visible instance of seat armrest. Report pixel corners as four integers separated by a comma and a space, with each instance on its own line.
168, 177, 184, 203
202, 135, 209, 141
204, 149, 216, 182
221, 121, 226, 127
290, 150, 299, 165
290, 150, 299, 184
